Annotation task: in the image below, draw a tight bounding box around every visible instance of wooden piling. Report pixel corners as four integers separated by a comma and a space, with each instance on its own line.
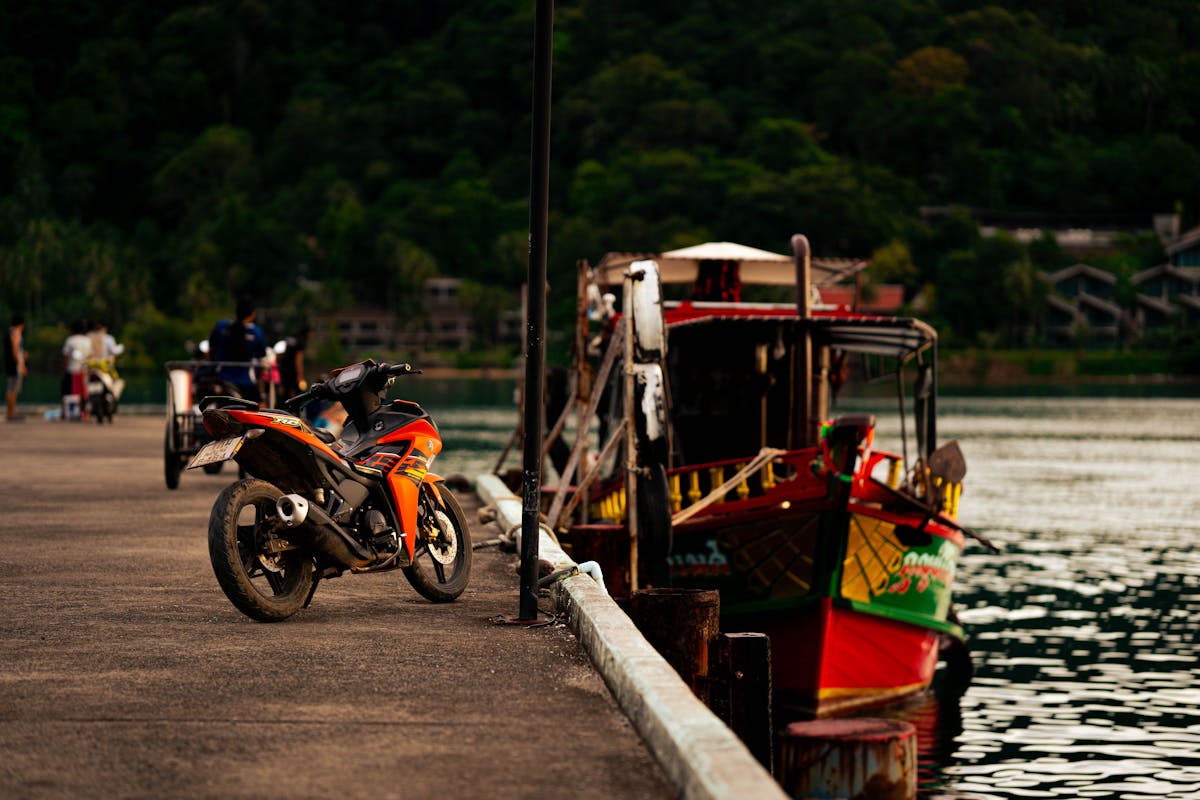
628, 588, 720, 699
708, 632, 773, 773
778, 718, 917, 800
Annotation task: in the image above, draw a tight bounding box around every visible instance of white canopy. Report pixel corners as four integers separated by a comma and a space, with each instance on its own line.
593, 241, 865, 288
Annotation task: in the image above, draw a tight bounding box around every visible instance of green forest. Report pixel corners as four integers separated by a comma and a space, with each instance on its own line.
3, 0, 1199, 373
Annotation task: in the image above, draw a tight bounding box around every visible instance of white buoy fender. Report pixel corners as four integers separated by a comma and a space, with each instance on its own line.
635, 363, 666, 442
629, 259, 665, 359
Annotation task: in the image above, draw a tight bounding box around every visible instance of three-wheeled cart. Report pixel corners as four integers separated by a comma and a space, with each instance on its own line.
163, 360, 271, 489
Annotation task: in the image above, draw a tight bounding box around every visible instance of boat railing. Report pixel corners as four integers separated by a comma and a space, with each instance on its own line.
857, 450, 963, 520
583, 445, 963, 525
669, 448, 787, 525
586, 449, 802, 525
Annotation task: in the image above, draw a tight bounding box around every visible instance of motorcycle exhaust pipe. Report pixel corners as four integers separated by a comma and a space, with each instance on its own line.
276, 494, 309, 526
276, 494, 373, 569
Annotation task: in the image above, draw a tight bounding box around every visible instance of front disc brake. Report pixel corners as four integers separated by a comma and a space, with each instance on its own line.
427, 509, 458, 565
258, 552, 285, 573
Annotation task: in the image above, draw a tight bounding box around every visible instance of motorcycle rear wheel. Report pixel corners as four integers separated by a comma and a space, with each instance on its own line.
403, 485, 472, 602
163, 431, 182, 490
208, 478, 314, 622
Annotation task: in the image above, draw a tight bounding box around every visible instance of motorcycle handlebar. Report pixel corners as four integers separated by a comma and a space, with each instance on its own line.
281, 386, 322, 413
381, 362, 421, 376
281, 362, 421, 413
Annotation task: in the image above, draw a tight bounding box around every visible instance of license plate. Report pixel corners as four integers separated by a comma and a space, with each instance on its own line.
187, 436, 243, 469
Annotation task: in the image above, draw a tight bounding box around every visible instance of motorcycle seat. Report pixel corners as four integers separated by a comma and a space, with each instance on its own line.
199, 396, 260, 413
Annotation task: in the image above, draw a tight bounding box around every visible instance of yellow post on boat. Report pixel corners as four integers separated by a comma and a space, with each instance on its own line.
709, 467, 726, 500
669, 473, 683, 513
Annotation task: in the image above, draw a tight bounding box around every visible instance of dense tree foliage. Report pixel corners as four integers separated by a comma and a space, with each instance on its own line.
2, 0, 1198, 366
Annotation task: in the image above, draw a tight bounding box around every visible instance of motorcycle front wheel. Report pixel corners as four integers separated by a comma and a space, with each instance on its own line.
403, 485, 472, 602
208, 478, 314, 622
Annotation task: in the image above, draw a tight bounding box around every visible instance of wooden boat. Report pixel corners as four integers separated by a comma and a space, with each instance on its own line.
516, 236, 994, 718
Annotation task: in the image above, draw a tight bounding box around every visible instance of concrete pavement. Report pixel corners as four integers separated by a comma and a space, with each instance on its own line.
0, 415, 672, 799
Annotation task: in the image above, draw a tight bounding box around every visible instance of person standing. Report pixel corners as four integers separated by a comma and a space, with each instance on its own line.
61, 319, 93, 419
5, 314, 27, 421
208, 296, 267, 402
277, 324, 311, 401
88, 320, 124, 369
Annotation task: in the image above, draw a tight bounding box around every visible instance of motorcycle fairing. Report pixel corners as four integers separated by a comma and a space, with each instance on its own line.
339, 400, 438, 460
370, 417, 441, 559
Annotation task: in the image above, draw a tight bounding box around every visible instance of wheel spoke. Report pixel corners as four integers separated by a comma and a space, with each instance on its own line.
431, 558, 447, 584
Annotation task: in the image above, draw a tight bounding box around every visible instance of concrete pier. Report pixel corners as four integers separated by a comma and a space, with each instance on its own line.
0, 416, 673, 798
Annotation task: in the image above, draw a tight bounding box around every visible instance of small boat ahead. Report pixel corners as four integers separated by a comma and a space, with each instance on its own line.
509, 235, 995, 717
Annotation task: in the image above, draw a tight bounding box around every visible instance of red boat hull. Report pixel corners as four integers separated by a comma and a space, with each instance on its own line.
728, 597, 941, 717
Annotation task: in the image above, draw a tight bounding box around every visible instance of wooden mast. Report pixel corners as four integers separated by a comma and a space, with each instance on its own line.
792, 234, 816, 447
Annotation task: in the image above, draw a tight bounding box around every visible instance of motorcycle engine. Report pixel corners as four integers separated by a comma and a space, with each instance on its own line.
361, 507, 398, 553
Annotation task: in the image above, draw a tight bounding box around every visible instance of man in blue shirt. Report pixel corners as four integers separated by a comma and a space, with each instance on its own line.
208, 296, 267, 402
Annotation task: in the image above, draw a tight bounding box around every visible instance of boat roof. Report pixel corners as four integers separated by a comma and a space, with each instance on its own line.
594, 241, 866, 288
664, 304, 937, 360
808, 315, 937, 359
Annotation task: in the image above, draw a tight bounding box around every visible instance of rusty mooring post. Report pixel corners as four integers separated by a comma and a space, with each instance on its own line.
708, 632, 773, 774
628, 588, 720, 699
778, 718, 917, 800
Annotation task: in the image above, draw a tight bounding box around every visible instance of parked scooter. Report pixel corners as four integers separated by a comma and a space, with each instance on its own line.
190, 358, 472, 621
87, 359, 125, 424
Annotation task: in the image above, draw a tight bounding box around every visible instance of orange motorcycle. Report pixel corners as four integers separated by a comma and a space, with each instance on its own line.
190, 359, 471, 621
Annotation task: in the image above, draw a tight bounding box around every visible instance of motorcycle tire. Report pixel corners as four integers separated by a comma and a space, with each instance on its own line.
208, 478, 314, 622
164, 431, 181, 490
403, 485, 472, 602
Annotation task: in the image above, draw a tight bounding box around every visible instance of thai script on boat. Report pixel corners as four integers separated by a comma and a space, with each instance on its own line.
887, 550, 956, 595
667, 539, 730, 578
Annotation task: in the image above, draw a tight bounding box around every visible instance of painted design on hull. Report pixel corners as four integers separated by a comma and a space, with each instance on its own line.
841, 512, 960, 622
667, 511, 821, 604
719, 513, 820, 600
666, 539, 730, 579
841, 514, 905, 602
669, 508, 959, 634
